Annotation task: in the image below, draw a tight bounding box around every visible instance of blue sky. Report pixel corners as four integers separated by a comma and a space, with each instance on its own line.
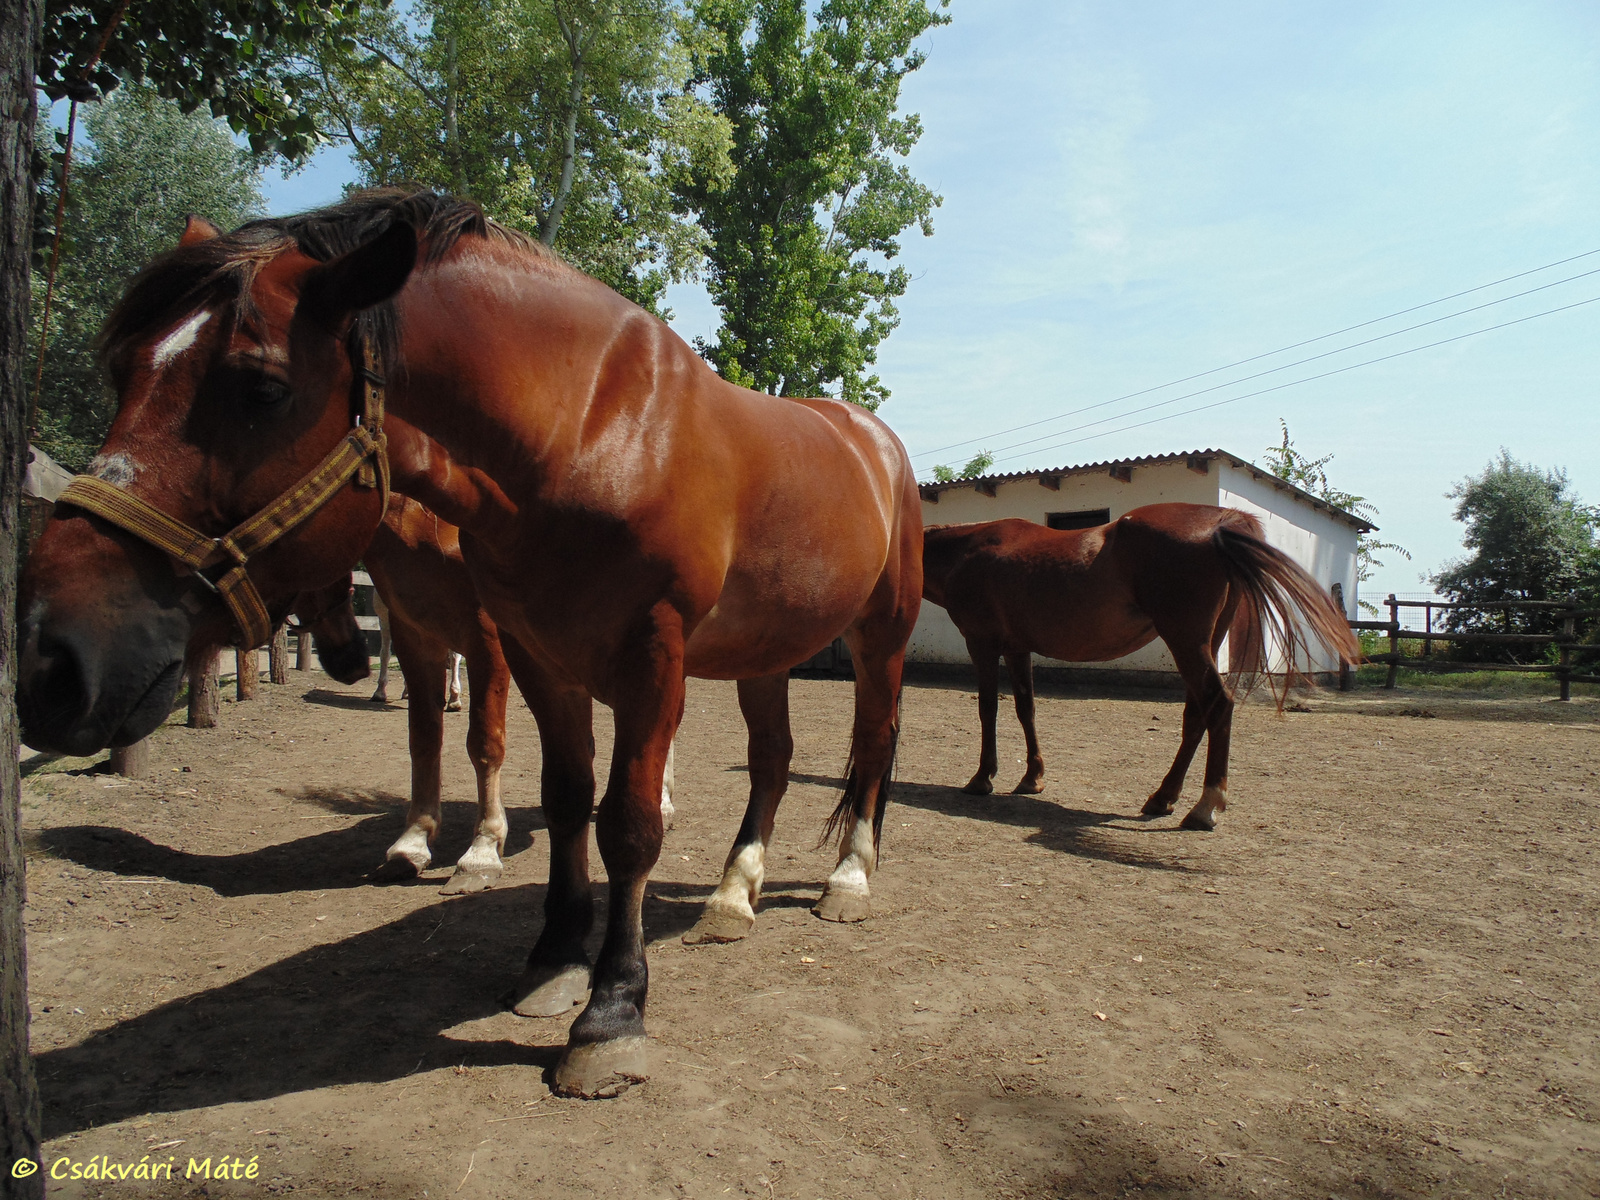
262, 1, 1600, 604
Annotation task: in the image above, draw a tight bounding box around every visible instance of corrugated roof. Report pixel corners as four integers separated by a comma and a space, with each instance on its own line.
917, 447, 1377, 532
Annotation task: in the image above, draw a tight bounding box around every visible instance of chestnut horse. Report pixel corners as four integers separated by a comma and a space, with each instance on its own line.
296, 496, 679, 892
17, 191, 921, 1097
921, 505, 1358, 831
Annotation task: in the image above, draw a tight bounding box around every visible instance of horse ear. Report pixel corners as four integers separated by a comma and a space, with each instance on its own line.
298, 221, 418, 330
179, 215, 222, 247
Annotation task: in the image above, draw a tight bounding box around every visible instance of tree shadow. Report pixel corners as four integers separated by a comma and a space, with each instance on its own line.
37, 877, 715, 1136
890, 780, 1197, 873
35, 792, 550, 897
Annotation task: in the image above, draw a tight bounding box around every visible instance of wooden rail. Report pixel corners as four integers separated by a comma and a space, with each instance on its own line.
1352, 594, 1598, 701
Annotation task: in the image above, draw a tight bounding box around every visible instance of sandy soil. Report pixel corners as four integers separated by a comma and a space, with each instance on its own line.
17, 666, 1600, 1199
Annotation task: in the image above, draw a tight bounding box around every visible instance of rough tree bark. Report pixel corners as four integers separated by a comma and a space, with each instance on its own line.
1, 0, 46, 1190
188, 652, 221, 729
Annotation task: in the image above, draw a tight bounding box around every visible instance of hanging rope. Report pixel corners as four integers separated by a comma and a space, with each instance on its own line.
28, 0, 135, 448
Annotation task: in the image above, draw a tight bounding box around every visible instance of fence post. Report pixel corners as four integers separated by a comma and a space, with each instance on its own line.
188, 650, 220, 728
109, 739, 149, 778
1559, 604, 1576, 702
235, 647, 258, 702
1384, 594, 1399, 689
1423, 602, 1433, 658
269, 626, 290, 684
295, 629, 312, 671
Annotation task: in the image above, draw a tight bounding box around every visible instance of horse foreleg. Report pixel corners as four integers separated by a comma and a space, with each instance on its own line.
963, 637, 1002, 795
443, 624, 511, 894
553, 630, 682, 1098
373, 625, 449, 881
501, 638, 598, 1018
1005, 651, 1044, 793
685, 672, 791, 944
371, 595, 393, 703
815, 639, 905, 924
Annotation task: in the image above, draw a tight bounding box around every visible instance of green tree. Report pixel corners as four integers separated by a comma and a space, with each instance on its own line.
1261, 419, 1409, 615
930, 448, 992, 483
305, 0, 732, 310
678, 0, 948, 409
1430, 451, 1598, 648
31, 84, 265, 470
41, 0, 364, 160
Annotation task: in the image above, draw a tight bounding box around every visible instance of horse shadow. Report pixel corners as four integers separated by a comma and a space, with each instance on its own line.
36, 792, 551, 897
890, 780, 1197, 873
36, 879, 715, 1136
299, 687, 394, 711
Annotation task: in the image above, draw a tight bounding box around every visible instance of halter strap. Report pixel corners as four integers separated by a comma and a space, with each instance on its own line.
56, 337, 390, 650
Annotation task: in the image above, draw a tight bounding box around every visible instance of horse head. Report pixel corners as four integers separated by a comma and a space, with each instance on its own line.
18, 216, 416, 754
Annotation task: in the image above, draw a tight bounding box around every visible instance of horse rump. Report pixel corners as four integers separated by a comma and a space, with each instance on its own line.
1212, 511, 1360, 707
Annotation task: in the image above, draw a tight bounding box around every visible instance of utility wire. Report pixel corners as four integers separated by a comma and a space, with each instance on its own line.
985, 291, 1600, 470
913, 245, 1600, 462
973, 264, 1600, 463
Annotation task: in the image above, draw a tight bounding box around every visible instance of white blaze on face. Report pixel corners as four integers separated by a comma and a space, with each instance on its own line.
150, 309, 212, 369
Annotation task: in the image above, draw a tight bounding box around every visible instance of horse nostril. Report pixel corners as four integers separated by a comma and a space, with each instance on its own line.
18, 630, 93, 745
317, 639, 372, 686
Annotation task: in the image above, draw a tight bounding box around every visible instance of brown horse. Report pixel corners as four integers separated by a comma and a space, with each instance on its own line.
921, 505, 1358, 830
17, 191, 922, 1097
297, 496, 680, 893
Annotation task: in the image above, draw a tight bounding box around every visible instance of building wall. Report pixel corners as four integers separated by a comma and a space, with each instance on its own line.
910, 457, 1361, 678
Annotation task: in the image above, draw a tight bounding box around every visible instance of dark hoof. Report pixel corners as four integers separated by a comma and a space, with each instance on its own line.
369, 856, 423, 884
507, 963, 592, 1017
552, 1036, 649, 1098
1141, 795, 1176, 818
1011, 776, 1044, 795
962, 776, 995, 796
1178, 811, 1217, 832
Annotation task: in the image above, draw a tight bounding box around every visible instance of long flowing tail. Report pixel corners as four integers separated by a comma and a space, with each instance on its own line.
1213, 511, 1361, 708
821, 720, 900, 850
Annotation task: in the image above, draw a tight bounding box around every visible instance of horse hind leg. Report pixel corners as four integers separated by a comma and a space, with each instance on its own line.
685, 673, 791, 945
372, 625, 450, 881
1167, 644, 1233, 832
371, 595, 392, 703
659, 738, 676, 831
1005, 651, 1045, 794
814, 638, 905, 924
1143, 691, 1205, 816
443, 627, 511, 894
445, 651, 463, 712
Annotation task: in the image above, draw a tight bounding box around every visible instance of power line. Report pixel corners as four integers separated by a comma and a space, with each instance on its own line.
972, 264, 1600, 463
913, 245, 1600, 462
984, 291, 1600, 470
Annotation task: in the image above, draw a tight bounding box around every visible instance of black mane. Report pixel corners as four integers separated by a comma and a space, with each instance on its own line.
100, 189, 551, 373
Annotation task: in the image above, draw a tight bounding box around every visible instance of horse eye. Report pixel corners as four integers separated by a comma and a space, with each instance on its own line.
250, 378, 291, 407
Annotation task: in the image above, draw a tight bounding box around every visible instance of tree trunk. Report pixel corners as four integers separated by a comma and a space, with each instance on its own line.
0, 0, 46, 1190
235, 647, 257, 701
188, 652, 221, 729
269, 626, 290, 684
109, 739, 149, 778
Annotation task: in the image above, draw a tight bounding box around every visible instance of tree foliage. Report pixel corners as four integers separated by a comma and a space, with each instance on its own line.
1431, 451, 1599, 647
42, 0, 365, 160
31, 83, 265, 469
1260, 419, 1408, 614
304, 0, 733, 310
930, 448, 991, 483
678, 0, 948, 408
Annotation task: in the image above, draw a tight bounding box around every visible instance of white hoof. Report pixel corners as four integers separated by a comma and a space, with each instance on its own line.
443, 834, 504, 894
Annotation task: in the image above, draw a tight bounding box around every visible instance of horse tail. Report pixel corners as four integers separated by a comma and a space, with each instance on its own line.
821, 716, 900, 851
1212, 510, 1360, 709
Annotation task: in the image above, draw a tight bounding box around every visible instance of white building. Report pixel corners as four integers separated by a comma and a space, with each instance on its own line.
911, 448, 1371, 684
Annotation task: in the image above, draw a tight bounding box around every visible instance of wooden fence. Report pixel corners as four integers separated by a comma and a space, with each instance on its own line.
1350, 594, 1600, 701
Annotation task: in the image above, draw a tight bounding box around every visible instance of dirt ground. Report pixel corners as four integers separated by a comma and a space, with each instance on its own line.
17, 664, 1600, 1199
